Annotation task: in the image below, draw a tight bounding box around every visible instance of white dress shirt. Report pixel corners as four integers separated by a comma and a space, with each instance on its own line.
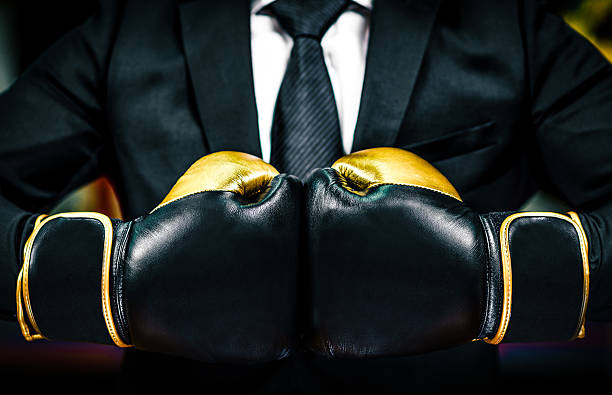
250, 0, 372, 162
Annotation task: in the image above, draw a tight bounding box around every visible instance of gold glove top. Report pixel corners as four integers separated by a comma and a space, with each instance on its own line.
331, 147, 462, 201
156, 151, 280, 211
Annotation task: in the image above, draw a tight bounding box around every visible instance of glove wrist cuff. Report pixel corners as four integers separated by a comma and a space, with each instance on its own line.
481, 211, 589, 344
16, 212, 131, 348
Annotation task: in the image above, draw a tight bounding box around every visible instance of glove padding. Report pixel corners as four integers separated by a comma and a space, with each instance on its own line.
17, 151, 301, 363
306, 147, 589, 358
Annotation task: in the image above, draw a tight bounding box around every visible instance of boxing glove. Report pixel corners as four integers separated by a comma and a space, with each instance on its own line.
16, 151, 301, 363
306, 147, 589, 357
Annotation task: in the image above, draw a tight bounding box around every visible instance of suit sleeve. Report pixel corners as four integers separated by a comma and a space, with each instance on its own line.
0, 1, 121, 319
522, 1, 612, 321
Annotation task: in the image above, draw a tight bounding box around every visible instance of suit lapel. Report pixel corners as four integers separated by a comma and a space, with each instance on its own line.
352, 0, 441, 152
178, 0, 262, 158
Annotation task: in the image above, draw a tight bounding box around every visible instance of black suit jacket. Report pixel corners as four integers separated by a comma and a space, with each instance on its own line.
1, 0, 612, 393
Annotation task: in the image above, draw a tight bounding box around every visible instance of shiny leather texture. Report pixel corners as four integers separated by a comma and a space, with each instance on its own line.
21, 152, 302, 363
476, 212, 507, 339
306, 167, 486, 357
121, 174, 301, 362
306, 148, 588, 357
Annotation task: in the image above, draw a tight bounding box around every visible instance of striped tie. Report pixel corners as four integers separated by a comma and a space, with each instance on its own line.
266, 0, 350, 179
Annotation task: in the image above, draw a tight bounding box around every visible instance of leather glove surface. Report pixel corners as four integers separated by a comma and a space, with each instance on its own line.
17, 151, 302, 363
306, 147, 589, 358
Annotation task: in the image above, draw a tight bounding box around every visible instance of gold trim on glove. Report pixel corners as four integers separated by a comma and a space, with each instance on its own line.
567, 211, 590, 340
331, 147, 462, 201
17, 214, 47, 341
17, 212, 132, 348
484, 211, 590, 344
154, 151, 280, 212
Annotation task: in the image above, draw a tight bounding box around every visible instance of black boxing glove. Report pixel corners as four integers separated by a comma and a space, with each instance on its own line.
306, 147, 589, 357
16, 151, 301, 363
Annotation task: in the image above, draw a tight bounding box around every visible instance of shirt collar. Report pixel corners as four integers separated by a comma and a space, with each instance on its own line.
251, 0, 373, 15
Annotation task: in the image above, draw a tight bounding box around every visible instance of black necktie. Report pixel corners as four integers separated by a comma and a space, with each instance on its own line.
266, 0, 350, 179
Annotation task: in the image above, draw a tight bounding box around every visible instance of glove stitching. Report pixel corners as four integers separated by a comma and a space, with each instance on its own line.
495, 215, 515, 343
477, 215, 492, 340
114, 221, 132, 345
328, 168, 462, 201
150, 177, 284, 213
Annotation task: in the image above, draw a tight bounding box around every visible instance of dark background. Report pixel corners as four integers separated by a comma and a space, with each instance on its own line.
0, 0, 611, 391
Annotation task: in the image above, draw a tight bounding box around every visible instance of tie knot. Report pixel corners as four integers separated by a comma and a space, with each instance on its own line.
265, 0, 351, 40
